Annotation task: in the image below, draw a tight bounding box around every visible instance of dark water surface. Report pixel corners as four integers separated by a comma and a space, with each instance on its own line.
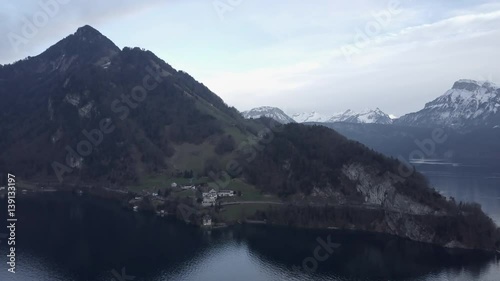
0, 170, 499, 281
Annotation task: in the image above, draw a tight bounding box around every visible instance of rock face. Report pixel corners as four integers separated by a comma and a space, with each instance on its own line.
396, 79, 500, 129
242, 106, 296, 124
336, 162, 496, 250
342, 163, 434, 216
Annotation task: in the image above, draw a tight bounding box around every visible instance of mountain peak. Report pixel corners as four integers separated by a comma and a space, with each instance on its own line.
36, 25, 120, 65
70, 25, 119, 51
453, 79, 498, 91
242, 106, 295, 124
75, 25, 101, 37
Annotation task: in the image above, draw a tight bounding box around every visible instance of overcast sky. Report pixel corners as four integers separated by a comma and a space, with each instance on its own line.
2, 0, 500, 116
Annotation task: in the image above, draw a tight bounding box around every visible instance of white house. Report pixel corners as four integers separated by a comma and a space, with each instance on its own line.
202, 189, 218, 200
218, 190, 235, 197
171, 182, 178, 188
202, 196, 217, 207
181, 185, 195, 190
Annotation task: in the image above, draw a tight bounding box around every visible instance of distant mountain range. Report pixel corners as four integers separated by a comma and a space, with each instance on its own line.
242, 107, 393, 124
243, 79, 500, 129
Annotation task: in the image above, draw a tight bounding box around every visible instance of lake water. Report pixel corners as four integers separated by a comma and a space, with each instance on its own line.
0, 169, 499, 281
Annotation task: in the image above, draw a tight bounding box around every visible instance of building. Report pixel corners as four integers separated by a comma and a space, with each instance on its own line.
202, 215, 212, 226
202, 189, 218, 200
218, 190, 235, 197
202, 197, 216, 207
181, 185, 196, 190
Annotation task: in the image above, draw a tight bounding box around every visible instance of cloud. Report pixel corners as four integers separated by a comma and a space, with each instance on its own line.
1, 0, 499, 117
201, 3, 500, 116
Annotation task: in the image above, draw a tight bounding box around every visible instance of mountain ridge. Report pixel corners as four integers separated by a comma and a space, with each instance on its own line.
287, 108, 393, 124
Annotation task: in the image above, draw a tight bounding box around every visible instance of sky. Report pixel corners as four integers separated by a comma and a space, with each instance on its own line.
1, 0, 500, 117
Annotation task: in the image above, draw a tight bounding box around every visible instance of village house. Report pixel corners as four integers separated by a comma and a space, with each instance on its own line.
202, 189, 218, 200
201, 196, 217, 207
218, 190, 235, 197
181, 185, 196, 190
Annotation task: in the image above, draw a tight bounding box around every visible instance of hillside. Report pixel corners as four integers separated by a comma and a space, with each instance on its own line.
0, 25, 253, 184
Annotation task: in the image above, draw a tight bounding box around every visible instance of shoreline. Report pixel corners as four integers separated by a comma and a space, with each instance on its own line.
8, 184, 500, 255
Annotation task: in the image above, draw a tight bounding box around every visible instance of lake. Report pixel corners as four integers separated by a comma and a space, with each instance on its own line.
0, 169, 499, 281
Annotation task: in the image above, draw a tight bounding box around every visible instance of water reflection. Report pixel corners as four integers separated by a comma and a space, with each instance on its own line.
0, 187, 498, 281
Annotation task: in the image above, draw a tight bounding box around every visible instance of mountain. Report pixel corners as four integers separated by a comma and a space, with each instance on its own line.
241, 106, 295, 124
328, 108, 393, 124
291, 111, 329, 123
0, 25, 249, 183
292, 108, 392, 124
396, 79, 500, 129
1, 26, 498, 251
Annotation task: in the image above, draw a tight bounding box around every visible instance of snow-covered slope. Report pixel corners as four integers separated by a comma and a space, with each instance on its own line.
328, 108, 393, 124
292, 108, 392, 124
396, 80, 500, 129
242, 106, 296, 124
291, 112, 330, 123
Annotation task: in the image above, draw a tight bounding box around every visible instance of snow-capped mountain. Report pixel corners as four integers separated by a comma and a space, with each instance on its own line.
291, 112, 330, 123
292, 108, 392, 124
396, 79, 500, 129
327, 108, 393, 124
241, 106, 296, 124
